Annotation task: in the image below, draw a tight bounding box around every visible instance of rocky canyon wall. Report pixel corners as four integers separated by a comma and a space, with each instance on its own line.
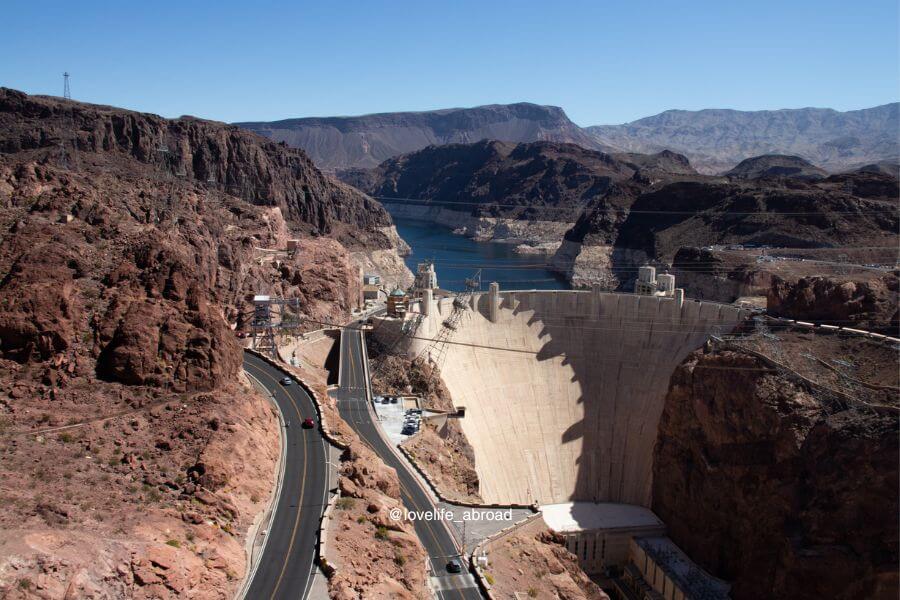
652, 334, 899, 600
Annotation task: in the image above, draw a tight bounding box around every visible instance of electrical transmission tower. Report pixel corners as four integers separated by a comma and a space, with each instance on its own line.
413, 269, 481, 377
251, 295, 301, 359
59, 72, 80, 171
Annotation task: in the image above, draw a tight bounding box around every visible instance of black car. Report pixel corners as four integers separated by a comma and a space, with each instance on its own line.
446, 559, 462, 574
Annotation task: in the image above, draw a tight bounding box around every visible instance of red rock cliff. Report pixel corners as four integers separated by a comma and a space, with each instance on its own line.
0, 88, 400, 598
652, 339, 899, 600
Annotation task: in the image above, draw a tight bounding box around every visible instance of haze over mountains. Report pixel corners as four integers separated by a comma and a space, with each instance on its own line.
237, 102, 899, 174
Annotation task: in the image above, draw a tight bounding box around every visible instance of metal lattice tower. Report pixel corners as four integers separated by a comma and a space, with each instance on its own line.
60, 72, 80, 171
414, 269, 481, 377
251, 295, 301, 359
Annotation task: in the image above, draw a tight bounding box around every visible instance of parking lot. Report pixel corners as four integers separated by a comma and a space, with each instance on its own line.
372, 395, 422, 446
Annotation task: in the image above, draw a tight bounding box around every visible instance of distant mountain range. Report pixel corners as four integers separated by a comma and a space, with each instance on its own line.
236, 103, 602, 171
237, 102, 899, 174
588, 104, 899, 174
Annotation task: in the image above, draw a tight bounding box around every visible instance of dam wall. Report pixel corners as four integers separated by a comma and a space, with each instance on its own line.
376, 289, 749, 507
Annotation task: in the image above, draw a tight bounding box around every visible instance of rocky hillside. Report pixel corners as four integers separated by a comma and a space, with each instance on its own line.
652, 329, 899, 600
349, 140, 696, 247
768, 273, 899, 333
0, 88, 407, 598
236, 103, 605, 170
587, 103, 900, 174
724, 154, 828, 180
555, 168, 899, 289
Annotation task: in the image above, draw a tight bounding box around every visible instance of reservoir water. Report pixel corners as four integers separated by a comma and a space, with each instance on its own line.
390, 214, 570, 292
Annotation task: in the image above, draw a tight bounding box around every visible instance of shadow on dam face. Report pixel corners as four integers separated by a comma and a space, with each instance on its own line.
403, 290, 749, 508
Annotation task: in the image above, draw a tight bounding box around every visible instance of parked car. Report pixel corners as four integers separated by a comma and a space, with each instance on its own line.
302, 417, 315, 429
280, 377, 293, 386
446, 559, 462, 574
390, 397, 399, 404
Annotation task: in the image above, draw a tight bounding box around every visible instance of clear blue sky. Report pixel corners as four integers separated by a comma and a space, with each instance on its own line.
2, 1, 897, 125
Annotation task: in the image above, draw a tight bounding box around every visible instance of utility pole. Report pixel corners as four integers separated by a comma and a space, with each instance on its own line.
61, 72, 79, 171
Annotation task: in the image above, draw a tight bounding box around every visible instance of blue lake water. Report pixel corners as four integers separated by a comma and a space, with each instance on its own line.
390, 214, 570, 292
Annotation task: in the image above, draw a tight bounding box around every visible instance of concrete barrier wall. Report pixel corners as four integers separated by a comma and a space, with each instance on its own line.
390, 290, 748, 507
318, 493, 339, 576
470, 511, 548, 599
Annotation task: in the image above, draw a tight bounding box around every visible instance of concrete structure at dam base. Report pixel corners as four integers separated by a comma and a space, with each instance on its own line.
541, 502, 665, 573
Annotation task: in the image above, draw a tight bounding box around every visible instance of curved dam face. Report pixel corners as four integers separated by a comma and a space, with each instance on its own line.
391, 289, 748, 507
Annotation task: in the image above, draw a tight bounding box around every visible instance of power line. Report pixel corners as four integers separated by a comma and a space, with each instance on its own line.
302, 315, 894, 362
376, 195, 899, 216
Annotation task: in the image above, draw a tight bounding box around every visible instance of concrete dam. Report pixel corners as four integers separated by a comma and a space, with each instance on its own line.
377, 287, 749, 507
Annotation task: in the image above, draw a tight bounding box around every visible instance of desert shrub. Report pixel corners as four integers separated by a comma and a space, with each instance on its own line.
335, 497, 355, 510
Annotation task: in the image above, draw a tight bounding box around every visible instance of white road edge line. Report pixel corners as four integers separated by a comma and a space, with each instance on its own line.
300, 417, 332, 600
235, 365, 288, 600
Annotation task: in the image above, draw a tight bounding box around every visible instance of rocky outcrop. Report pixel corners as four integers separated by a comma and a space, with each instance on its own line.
768, 273, 899, 333
670, 246, 777, 301
328, 445, 428, 599
652, 341, 899, 600
724, 154, 828, 180
0, 88, 408, 598
484, 527, 610, 600
0, 88, 395, 247
237, 102, 605, 170
351, 141, 678, 248
362, 139, 634, 222
557, 170, 899, 289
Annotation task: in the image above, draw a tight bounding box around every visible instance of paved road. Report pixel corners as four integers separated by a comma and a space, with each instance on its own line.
243, 352, 329, 600
333, 326, 483, 600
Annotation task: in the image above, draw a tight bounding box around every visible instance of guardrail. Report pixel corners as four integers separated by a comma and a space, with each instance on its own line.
762, 315, 899, 343
318, 492, 340, 577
